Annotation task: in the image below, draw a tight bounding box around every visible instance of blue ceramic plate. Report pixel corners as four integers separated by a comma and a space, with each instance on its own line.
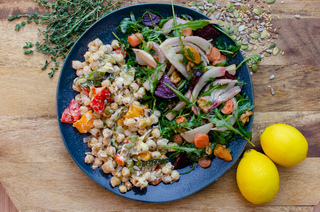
57, 3, 254, 203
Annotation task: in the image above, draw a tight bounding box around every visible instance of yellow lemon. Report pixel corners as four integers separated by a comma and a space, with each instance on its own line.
260, 124, 308, 167
236, 149, 279, 204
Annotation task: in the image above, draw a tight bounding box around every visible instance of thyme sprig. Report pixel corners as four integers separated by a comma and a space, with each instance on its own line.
8, 0, 121, 77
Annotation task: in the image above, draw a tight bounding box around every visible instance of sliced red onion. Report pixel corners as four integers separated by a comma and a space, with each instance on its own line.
183, 36, 213, 54
161, 17, 188, 34
211, 80, 238, 100
208, 86, 241, 111
160, 37, 190, 79
180, 123, 213, 143
150, 41, 165, 63
133, 49, 157, 68
167, 65, 176, 77
191, 66, 227, 102
142, 42, 167, 91
211, 116, 236, 132
165, 90, 192, 121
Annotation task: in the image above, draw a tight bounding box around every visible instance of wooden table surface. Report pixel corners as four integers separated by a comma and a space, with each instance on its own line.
1, 0, 320, 211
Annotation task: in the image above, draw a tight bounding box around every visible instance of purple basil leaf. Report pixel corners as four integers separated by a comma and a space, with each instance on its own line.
194, 25, 220, 40
154, 74, 178, 99
142, 10, 161, 26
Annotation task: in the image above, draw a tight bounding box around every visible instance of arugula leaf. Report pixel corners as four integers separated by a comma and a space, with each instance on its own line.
209, 108, 254, 146
117, 12, 143, 34
164, 145, 200, 156
159, 20, 209, 33
164, 82, 192, 105
236, 54, 261, 70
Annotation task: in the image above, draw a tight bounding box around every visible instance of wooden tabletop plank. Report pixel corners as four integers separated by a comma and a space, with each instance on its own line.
0, 158, 318, 211
0, 0, 320, 211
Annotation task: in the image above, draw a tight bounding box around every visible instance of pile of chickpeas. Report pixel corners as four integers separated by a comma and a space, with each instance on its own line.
71, 38, 180, 193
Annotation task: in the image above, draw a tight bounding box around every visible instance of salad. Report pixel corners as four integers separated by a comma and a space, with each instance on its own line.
60, 7, 255, 193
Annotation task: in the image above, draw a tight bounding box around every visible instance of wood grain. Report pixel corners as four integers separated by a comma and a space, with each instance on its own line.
0, 0, 320, 211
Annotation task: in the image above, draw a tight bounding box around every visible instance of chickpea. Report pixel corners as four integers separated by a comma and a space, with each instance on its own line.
119, 184, 127, 193
84, 154, 94, 164
102, 160, 115, 174
110, 176, 121, 187
121, 167, 131, 178
125, 181, 133, 191
151, 128, 160, 138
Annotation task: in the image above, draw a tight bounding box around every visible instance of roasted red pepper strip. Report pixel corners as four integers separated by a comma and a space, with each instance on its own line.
61, 99, 81, 123
114, 45, 127, 58
82, 87, 90, 95
90, 87, 112, 114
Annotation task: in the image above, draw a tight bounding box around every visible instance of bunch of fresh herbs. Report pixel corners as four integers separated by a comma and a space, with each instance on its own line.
8, 0, 121, 77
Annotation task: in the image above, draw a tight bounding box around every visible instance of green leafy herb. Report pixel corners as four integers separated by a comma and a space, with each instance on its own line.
236, 54, 261, 70
164, 82, 192, 105
209, 108, 254, 146
164, 145, 200, 156
8, 0, 121, 77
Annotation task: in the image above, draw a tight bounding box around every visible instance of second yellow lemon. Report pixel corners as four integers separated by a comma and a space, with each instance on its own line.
236, 149, 279, 204
260, 123, 308, 167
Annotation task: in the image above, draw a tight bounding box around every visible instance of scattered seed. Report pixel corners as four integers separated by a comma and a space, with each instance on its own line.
294, 14, 301, 19
268, 42, 276, 49
218, 20, 224, 27
226, 1, 231, 9
234, 3, 241, 6
267, 0, 276, 3
261, 30, 268, 39
238, 25, 246, 31
241, 45, 249, 50
207, 7, 216, 14
228, 6, 236, 12
249, 40, 256, 45
266, 49, 272, 53
235, 17, 243, 22
189, 1, 198, 6
250, 32, 260, 39
233, 9, 239, 18
253, 9, 262, 15
270, 87, 275, 95
252, 64, 258, 72
273, 46, 279, 55
264, 52, 271, 57
241, 4, 248, 12
269, 75, 275, 80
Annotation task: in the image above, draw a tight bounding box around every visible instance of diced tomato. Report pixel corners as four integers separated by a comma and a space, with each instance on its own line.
61, 99, 81, 123
82, 87, 90, 95
90, 87, 112, 114
114, 46, 127, 58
